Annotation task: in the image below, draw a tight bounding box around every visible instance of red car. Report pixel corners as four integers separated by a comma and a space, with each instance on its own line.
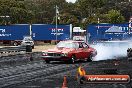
42, 40, 97, 63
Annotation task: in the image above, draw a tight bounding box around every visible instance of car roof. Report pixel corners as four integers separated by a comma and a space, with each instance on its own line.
61, 40, 84, 43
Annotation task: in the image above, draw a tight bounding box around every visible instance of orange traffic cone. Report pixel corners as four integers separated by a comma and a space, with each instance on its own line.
62, 75, 68, 88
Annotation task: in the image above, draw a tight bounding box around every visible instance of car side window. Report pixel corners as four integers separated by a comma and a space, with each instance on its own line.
75, 43, 79, 49
79, 43, 83, 48
82, 42, 89, 48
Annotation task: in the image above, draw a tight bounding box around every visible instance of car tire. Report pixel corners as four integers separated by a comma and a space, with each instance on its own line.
87, 54, 92, 62
45, 60, 50, 63
30, 57, 33, 61
13, 42, 18, 46
32, 45, 34, 49
70, 55, 76, 64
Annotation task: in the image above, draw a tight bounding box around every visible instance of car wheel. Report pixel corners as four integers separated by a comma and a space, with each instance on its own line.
45, 60, 50, 63
70, 55, 76, 64
32, 45, 34, 49
13, 42, 18, 46
87, 54, 92, 62
30, 57, 33, 61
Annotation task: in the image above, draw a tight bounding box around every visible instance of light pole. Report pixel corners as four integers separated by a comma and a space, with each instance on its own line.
129, 0, 131, 34
55, 5, 59, 44
97, 18, 100, 35
129, 17, 132, 34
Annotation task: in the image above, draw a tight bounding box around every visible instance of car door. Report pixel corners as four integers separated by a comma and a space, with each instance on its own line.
75, 42, 84, 59
78, 42, 87, 59
82, 42, 91, 59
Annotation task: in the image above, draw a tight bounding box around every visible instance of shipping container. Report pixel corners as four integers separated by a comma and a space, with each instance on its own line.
0, 24, 30, 45
32, 24, 72, 41
87, 23, 132, 42
0, 24, 30, 40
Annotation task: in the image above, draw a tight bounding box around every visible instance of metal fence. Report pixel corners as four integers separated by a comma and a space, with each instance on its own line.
0, 46, 32, 57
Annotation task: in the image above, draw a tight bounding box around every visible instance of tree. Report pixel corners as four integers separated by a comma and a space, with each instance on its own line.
75, 0, 108, 18
106, 9, 125, 23
52, 12, 79, 26
0, 0, 32, 24
0, 0, 130, 25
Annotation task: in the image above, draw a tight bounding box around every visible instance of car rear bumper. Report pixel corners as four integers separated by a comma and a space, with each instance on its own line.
41, 56, 69, 61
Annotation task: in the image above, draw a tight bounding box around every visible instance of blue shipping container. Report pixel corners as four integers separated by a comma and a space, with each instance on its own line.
32, 24, 71, 40
0, 24, 30, 40
87, 23, 132, 42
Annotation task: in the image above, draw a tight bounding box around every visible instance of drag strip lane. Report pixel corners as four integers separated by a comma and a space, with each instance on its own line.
0, 62, 82, 87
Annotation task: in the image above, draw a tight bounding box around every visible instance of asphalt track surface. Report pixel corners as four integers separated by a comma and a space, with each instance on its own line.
0, 52, 132, 88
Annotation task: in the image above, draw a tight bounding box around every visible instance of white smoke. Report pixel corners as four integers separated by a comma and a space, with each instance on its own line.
91, 41, 131, 61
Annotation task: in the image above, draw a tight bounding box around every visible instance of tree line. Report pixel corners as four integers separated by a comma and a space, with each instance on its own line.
0, 0, 131, 28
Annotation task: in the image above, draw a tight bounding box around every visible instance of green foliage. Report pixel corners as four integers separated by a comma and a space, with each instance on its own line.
83, 9, 125, 25
75, 0, 108, 17
0, 0, 32, 24
52, 12, 79, 26
106, 9, 125, 23
0, 0, 130, 28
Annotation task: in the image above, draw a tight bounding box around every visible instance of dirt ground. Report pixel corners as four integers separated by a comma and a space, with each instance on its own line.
0, 44, 55, 52
32, 44, 55, 52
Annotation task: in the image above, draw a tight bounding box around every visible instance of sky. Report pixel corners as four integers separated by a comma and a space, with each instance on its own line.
66, 0, 76, 3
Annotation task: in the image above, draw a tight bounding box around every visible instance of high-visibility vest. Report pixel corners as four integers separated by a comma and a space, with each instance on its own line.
78, 67, 86, 76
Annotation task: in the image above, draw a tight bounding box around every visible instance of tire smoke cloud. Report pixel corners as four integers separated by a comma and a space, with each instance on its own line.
91, 41, 131, 61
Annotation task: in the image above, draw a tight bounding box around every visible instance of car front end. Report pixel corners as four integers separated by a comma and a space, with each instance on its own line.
21, 36, 34, 49
42, 51, 71, 62
21, 41, 34, 47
